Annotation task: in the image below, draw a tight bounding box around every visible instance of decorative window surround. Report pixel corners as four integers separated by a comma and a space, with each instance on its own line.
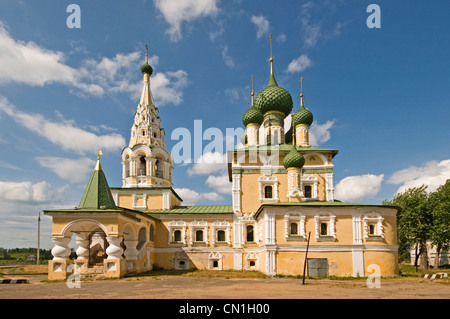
168, 220, 187, 246
211, 221, 231, 246
301, 175, 319, 200
259, 175, 279, 203
284, 214, 306, 240
208, 252, 222, 270
132, 194, 147, 209
363, 213, 385, 240
314, 214, 336, 241
189, 220, 208, 245
246, 252, 258, 271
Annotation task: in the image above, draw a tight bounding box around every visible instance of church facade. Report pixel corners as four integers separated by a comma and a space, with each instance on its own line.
45, 43, 399, 280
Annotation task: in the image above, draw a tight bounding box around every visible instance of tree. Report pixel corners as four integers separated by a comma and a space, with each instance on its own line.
384, 185, 432, 270
428, 180, 450, 268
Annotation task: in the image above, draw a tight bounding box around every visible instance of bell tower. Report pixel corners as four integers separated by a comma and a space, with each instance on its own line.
121, 45, 173, 188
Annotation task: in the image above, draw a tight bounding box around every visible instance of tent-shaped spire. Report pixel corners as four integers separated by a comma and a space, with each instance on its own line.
78, 151, 117, 210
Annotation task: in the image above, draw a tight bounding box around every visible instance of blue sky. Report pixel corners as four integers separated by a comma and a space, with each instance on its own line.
0, 0, 449, 249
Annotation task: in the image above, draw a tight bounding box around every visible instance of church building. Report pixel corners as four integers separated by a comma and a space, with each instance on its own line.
45, 40, 399, 280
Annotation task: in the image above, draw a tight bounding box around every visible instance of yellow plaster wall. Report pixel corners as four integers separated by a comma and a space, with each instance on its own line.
118, 194, 133, 209
363, 251, 399, 276
146, 194, 163, 210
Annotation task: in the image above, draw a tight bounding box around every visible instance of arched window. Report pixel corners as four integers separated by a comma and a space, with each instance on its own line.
246, 225, 254, 242
173, 230, 181, 242
149, 224, 155, 241
217, 230, 225, 242
264, 186, 273, 199
290, 222, 298, 235
138, 156, 146, 176
195, 230, 204, 242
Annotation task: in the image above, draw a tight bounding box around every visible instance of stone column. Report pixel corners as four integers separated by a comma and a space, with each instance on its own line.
124, 240, 139, 261
75, 234, 89, 260
51, 237, 71, 260
106, 236, 124, 259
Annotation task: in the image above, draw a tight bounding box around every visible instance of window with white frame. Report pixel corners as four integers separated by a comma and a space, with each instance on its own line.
208, 252, 222, 270
168, 220, 186, 245
284, 214, 306, 240
190, 220, 208, 245
363, 213, 384, 240
302, 176, 318, 200
211, 221, 231, 245
259, 175, 279, 202
246, 252, 258, 270
314, 214, 336, 241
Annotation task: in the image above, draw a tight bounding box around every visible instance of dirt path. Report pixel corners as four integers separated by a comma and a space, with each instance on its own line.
0, 272, 448, 299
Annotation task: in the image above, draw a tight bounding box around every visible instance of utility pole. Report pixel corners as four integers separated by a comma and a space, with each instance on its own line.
302, 231, 311, 285
37, 212, 40, 265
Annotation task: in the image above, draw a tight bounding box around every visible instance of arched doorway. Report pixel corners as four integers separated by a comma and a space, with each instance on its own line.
88, 230, 107, 266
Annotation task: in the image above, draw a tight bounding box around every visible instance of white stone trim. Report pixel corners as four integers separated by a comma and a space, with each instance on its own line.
189, 220, 208, 245
246, 252, 259, 270
259, 174, 279, 202
208, 252, 223, 270
168, 220, 187, 245
314, 214, 336, 241
211, 221, 231, 246
363, 212, 385, 240
284, 214, 306, 240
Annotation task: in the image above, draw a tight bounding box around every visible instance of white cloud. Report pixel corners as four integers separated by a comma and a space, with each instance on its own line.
276, 33, 287, 44
335, 174, 384, 202
388, 159, 450, 195
174, 187, 223, 206
0, 180, 66, 204
251, 15, 270, 39
154, 0, 219, 42
309, 120, 334, 147
299, 2, 322, 48
150, 70, 189, 106
0, 96, 125, 155
37, 157, 96, 184
221, 45, 235, 68
286, 55, 312, 74
0, 23, 100, 94
78, 52, 189, 106
0, 24, 189, 105
187, 151, 227, 176
206, 174, 230, 194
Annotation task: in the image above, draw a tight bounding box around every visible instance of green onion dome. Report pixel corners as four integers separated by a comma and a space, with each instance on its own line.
240, 129, 248, 145
254, 74, 293, 117
293, 104, 313, 126
140, 62, 153, 75
242, 105, 264, 126
283, 144, 305, 169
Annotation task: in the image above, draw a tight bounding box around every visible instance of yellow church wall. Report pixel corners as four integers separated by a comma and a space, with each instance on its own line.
146, 194, 163, 210
276, 250, 354, 277
50, 215, 120, 237
363, 250, 399, 276
118, 194, 133, 209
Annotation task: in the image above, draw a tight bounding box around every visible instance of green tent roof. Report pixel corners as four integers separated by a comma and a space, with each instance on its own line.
78, 159, 117, 210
